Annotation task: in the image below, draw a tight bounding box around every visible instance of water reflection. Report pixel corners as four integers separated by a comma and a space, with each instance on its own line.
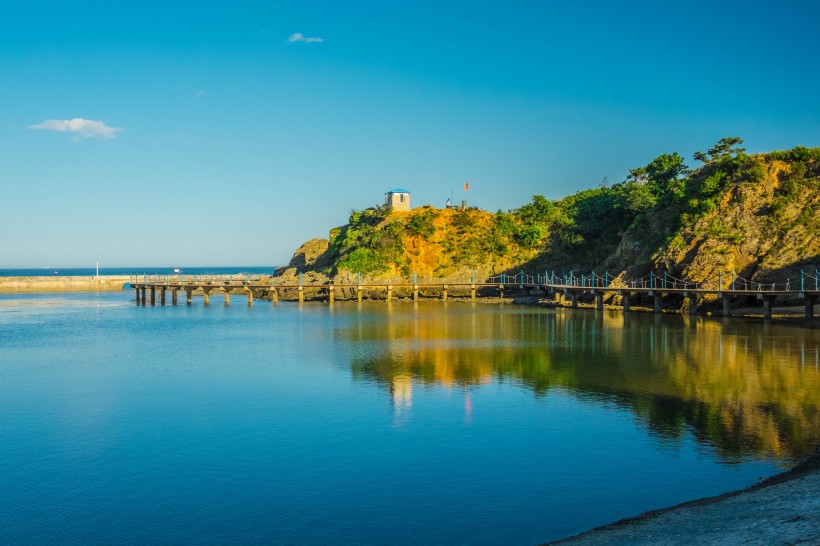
344, 304, 820, 462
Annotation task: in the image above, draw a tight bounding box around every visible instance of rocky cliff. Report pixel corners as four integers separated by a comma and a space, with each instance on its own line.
276, 141, 819, 287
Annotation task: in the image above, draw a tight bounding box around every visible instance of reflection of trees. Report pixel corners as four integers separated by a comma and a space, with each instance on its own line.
344, 306, 820, 461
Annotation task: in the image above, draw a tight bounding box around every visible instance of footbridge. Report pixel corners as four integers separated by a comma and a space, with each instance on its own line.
486, 269, 820, 320
130, 269, 820, 320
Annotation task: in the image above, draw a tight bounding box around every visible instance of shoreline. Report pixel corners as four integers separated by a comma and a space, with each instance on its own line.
258, 293, 819, 325
546, 449, 820, 545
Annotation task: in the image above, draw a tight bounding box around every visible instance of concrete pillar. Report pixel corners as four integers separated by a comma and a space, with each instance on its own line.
596, 292, 604, 311
387, 285, 393, 302
172, 289, 178, 305
653, 294, 662, 314
203, 289, 210, 306
246, 289, 253, 306
443, 285, 448, 302
159, 289, 166, 306
623, 294, 631, 312
298, 286, 304, 303
223, 290, 230, 305
413, 284, 419, 302
271, 288, 279, 304
328, 285, 334, 304
135, 288, 140, 303
357, 286, 362, 303
722, 297, 731, 317
763, 297, 773, 320
499, 284, 504, 300
569, 292, 578, 309
471, 284, 476, 301
186, 290, 193, 305
688, 297, 698, 316
150, 287, 156, 306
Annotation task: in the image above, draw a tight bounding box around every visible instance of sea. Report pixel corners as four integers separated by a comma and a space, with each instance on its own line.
0, 266, 275, 277
1, 285, 819, 544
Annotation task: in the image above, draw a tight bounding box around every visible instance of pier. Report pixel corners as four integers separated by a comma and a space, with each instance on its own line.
130, 270, 820, 320
0, 275, 131, 293
130, 274, 271, 306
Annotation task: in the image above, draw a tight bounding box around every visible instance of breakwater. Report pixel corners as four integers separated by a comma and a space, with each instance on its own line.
0, 275, 131, 293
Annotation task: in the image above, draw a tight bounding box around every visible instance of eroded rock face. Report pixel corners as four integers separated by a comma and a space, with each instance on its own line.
275, 238, 333, 276
652, 166, 819, 285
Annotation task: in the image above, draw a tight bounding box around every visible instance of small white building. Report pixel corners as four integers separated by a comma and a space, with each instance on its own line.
385, 188, 411, 211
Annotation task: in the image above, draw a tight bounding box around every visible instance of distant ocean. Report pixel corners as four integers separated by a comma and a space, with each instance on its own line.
0, 266, 277, 277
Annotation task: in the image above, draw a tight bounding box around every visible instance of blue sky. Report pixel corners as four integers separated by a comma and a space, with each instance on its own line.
2, 0, 818, 267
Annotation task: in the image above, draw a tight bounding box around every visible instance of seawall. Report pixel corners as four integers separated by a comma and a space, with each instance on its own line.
0, 275, 131, 293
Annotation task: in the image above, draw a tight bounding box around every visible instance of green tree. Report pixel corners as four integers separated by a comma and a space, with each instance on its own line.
694, 137, 745, 163
645, 152, 688, 190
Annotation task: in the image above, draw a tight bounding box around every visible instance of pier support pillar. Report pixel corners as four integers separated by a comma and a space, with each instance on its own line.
223, 290, 230, 305
443, 285, 448, 302
172, 289, 178, 305
203, 289, 211, 306
596, 292, 604, 311
762, 296, 775, 320
653, 294, 662, 314
329, 285, 334, 304
387, 285, 393, 302
186, 289, 193, 305
135, 288, 140, 303
357, 285, 362, 303
413, 285, 419, 302
688, 297, 698, 316
150, 287, 156, 306
159, 289, 166, 306
298, 286, 304, 303
568, 292, 577, 309
499, 284, 504, 301
246, 289, 253, 306
722, 297, 731, 317
471, 284, 476, 301
805, 296, 816, 320
271, 288, 278, 304
622, 294, 631, 312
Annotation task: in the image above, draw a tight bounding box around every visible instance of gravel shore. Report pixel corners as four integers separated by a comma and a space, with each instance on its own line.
548, 450, 820, 545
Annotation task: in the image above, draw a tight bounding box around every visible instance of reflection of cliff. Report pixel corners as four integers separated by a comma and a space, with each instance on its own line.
345, 305, 820, 461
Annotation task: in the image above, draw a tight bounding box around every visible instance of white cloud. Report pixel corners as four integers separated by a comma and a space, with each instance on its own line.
287, 32, 324, 43
28, 118, 121, 139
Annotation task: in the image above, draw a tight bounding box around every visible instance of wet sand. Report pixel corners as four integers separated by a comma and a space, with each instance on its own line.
548, 450, 820, 545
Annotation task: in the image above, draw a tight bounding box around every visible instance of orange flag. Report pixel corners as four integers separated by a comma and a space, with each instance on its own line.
464, 181, 469, 191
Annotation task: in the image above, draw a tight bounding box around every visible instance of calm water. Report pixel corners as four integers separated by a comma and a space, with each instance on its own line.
0, 266, 275, 277
1, 293, 819, 544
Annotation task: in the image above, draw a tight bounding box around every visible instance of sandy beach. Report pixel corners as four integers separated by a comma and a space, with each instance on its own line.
549, 450, 820, 545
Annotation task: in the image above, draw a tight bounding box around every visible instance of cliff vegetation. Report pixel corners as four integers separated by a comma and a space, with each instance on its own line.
276, 139, 819, 286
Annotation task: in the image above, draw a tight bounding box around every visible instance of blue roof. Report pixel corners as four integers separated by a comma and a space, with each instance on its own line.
386, 188, 411, 194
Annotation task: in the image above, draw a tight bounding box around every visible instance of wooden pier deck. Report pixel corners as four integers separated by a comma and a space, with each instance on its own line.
129, 272, 820, 320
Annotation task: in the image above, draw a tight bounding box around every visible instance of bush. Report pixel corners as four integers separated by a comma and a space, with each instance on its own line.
405, 210, 437, 238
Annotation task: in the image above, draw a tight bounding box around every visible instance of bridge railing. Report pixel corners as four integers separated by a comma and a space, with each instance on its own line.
130, 268, 820, 293
483, 268, 818, 293
130, 273, 271, 285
